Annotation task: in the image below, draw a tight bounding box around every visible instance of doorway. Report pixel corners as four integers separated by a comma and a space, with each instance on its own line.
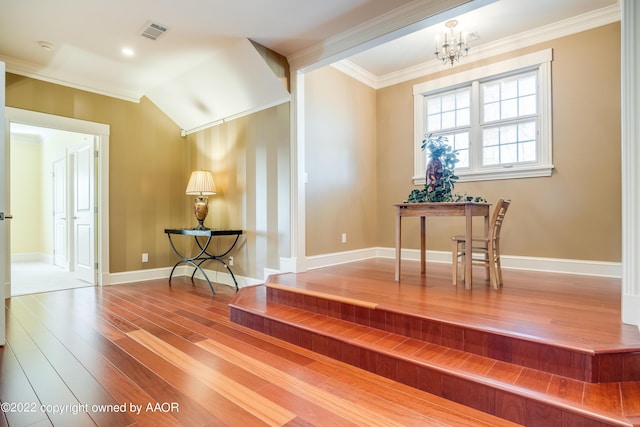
5, 107, 110, 296
10, 124, 96, 295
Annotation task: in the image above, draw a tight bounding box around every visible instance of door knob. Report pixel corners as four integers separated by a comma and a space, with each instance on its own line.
0, 212, 13, 220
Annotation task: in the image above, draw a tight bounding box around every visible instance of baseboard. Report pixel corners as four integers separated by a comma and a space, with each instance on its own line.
107, 266, 262, 288
306, 248, 380, 270
11, 253, 53, 264
305, 247, 622, 278
104, 248, 622, 290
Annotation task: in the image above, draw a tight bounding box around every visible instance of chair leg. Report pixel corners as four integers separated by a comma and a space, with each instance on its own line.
494, 241, 503, 289
484, 244, 490, 283
488, 244, 497, 290
495, 257, 503, 289
451, 240, 458, 286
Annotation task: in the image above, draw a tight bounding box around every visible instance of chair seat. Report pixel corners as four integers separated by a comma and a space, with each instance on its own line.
451, 235, 490, 243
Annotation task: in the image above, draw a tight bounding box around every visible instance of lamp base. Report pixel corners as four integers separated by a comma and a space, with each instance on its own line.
193, 196, 210, 230
192, 222, 209, 231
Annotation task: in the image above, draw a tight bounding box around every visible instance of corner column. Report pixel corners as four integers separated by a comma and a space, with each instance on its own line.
621, 0, 640, 327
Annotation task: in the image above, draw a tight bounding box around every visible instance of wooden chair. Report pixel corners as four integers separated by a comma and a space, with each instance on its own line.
451, 198, 511, 289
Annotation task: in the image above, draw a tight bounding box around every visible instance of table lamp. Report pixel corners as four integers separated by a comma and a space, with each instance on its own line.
185, 170, 216, 230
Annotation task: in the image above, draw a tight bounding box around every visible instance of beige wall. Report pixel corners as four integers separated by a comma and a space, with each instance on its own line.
6, 75, 290, 283
305, 66, 379, 255
307, 23, 621, 263
9, 140, 43, 254
5, 74, 291, 278
6, 74, 188, 273
186, 103, 291, 279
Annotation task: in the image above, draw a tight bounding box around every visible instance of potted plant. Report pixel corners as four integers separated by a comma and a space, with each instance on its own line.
406, 134, 486, 203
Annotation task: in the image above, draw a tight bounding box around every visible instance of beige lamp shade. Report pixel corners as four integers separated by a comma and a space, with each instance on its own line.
186, 170, 216, 195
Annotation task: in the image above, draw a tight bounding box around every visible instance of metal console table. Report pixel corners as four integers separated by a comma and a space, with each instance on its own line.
164, 228, 243, 294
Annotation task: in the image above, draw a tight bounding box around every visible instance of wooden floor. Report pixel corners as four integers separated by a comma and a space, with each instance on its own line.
229, 259, 640, 426
1, 273, 521, 427
270, 259, 640, 353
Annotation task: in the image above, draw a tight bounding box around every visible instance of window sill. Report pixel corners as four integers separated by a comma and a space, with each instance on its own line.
412, 164, 554, 185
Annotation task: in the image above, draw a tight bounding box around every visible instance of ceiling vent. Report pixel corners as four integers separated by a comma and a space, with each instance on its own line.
139, 21, 168, 41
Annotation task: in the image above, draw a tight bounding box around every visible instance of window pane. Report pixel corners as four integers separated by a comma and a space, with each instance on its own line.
519, 75, 536, 96
518, 121, 536, 141
501, 143, 518, 163
449, 132, 469, 168
427, 97, 441, 113
442, 94, 456, 111
501, 99, 518, 119
519, 95, 536, 115
426, 88, 471, 134
483, 84, 500, 103
483, 127, 499, 146
484, 102, 500, 122
429, 132, 469, 169
453, 132, 469, 150
500, 125, 517, 144
428, 114, 441, 131
484, 146, 499, 165
519, 141, 537, 162
482, 119, 538, 166
482, 71, 538, 122
502, 80, 518, 99
456, 149, 469, 168
457, 107, 470, 126
442, 111, 456, 129
456, 91, 470, 108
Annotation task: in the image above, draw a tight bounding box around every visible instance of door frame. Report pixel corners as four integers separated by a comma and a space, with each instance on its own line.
5, 107, 110, 294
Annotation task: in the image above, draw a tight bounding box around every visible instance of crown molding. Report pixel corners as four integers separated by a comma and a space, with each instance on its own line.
1, 54, 142, 103
335, 3, 621, 89
288, 0, 496, 72
330, 61, 379, 88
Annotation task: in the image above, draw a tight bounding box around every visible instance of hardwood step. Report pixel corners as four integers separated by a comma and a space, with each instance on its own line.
230, 284, 640, 427
263, 281, 640, 384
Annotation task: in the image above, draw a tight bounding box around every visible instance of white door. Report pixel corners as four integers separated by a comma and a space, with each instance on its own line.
52, 155, 68, 269
71, 139, 95, 284
1, 62, 7, 345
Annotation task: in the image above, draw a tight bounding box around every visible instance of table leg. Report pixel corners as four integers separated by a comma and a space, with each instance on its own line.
166, 233, 217, 295
420, 216, 426, 274
395, 208, 401, 281
465, 205, 473, 290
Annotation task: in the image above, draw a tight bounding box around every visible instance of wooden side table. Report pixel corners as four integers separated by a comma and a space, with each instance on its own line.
394, 202, 490, 289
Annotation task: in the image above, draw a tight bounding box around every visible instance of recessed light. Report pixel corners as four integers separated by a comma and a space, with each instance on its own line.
121, 47, 135, 57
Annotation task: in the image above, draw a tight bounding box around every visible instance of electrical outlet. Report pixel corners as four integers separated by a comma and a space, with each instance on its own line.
142, 253, 149, 263
341, 233, 347, 244
228, 256, 234, 266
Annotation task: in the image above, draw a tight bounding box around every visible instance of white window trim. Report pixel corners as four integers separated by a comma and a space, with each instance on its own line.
413, 49, 554, 184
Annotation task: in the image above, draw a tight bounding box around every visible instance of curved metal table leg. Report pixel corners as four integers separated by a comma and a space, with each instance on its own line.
165, 229, 243, 295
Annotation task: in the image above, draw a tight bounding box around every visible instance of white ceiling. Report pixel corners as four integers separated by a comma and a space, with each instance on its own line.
0, 0, 619, 134
346, 0, 617, 78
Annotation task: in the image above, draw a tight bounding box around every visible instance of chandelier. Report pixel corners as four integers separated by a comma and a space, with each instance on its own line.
434, 20, 469, 66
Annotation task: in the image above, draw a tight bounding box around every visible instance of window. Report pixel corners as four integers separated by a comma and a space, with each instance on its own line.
413, 50, 553, 183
